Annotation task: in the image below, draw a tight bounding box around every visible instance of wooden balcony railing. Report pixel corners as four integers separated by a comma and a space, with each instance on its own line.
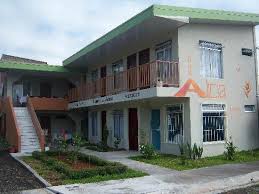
27, 97, 45, 151
1, 97, 21, 152
29, 97, 68, 111
68, 60, 179, 102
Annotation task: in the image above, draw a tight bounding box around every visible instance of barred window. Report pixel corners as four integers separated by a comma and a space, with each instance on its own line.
167, 104, 184, 144
202, 104, 226, 142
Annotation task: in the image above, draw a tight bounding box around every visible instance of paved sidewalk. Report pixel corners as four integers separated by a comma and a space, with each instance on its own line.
80, 148, 177, 175
47, 149, 259, 193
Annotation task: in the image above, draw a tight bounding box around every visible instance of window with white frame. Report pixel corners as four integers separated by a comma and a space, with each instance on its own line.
244, 105, 256, 112
202, 104, 226, 142
113, 110, 124, 139
91, 112, 98, 136
200, 40, 223, 79
167, 104, 184, 144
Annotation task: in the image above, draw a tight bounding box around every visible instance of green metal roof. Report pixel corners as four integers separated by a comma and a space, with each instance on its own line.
63, 4, 259, 66
0, 61, 71, 73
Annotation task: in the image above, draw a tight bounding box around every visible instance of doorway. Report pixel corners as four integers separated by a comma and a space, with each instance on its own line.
127, 53, 137, 90
101, 111, 107, 142
100, 66, 106, 96
39, 116, 51, 144
128, 108, 138, 150
151, 109, 160, 150
40, 82, 51, 98
139, 48, 150, 88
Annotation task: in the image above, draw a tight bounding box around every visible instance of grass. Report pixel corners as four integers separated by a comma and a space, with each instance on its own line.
22, 156, 147, 185
130, 149, 259, 171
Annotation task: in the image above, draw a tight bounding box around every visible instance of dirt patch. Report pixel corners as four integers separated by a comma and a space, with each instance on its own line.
55, 155, 96, 171
0, 151, 44, 192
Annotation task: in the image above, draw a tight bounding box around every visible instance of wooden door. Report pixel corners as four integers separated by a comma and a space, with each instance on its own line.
128, 108, 138, 150
40, 82, 51, 98
100, 66, 106, 96
139, 49, 150, 88
127, 53, 137, 90
101, 111, 107, 142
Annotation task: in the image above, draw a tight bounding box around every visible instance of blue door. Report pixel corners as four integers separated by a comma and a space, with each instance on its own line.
151, 109, 160, 150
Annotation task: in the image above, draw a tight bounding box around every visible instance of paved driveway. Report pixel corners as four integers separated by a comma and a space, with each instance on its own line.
0, 151, 44, 193
48, 149, 259, 194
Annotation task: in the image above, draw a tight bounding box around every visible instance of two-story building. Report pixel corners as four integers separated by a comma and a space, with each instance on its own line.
1, 5, 259, 156
66, 5, 259, 156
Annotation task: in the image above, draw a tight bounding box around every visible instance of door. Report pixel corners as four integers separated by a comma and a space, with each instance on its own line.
151, 109, 160, 150
101, 111, 107, 142
128, 108, 138, 150
81, 117, 88, 140
139, 49, 150, 88
39, 116, 51, 144
127, 53, 137, 90
100, 66, 106, 96
40, 82, 51, 98
155, 41, 172, 84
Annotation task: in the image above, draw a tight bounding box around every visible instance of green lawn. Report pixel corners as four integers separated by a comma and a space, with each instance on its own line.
130, 149, 259, 171
22, 156, 147, 186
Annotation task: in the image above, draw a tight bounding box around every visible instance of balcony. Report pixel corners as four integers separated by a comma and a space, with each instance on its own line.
68, 60, 179, 102
29, 97, 68, 111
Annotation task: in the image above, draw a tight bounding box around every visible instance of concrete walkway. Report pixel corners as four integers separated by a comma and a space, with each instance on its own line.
79, 148, 176, 175
47, 149, 259, 193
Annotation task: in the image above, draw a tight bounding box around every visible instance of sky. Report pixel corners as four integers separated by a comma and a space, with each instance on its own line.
0, 0, 258, 65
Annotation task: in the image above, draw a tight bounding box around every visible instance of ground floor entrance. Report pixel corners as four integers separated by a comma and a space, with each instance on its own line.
128, 108, 138, 150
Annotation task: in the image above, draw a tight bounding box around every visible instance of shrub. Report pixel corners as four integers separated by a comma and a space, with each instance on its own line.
71, 134, 83, 163
0, 137, 10, 151
139, 144, 156, 159
192, 143, 203, 160
178, 143, 187, 165
224, 139, 237, 160
102, 125, 109, 147
114, 138, 121, 149
178, 142, 203, 163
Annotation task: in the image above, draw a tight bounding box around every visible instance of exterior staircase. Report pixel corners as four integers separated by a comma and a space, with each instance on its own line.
14, 107, 41, 153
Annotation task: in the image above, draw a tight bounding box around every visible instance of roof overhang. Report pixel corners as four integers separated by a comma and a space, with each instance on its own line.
63, 5, 259, 67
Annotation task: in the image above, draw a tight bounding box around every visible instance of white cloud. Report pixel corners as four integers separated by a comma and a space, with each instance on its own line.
0, 0, 258, 65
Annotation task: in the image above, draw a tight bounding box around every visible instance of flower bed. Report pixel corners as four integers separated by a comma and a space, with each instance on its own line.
23, 151, 147, 185
32, 151, 127, 179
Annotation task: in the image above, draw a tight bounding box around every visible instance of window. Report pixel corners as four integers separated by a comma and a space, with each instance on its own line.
91, 112, 98, 136
200, 40, 223, 79
112, 60, 124, 90
113, 110, 124, 139
167, 104, 183, 144
202, 104, 226, 142
156, 41, 173, 82
91, 70, 98, 94
156, 40, 172, 61
244, 105, 256, 112
91, 69, 98, 81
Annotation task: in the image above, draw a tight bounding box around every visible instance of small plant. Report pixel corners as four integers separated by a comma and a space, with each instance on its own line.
192, 143, 203, 160
114, 137, 121, 149
224, 138, 237, 161
71, 134, 83, 163
178, 143, 187, 165
102, 125, 109, 148
186, 143, 193, 160
139, 144, 156, 159
0, 136, 10, 151
55, 135, 66, 157
178, 142, 203, 163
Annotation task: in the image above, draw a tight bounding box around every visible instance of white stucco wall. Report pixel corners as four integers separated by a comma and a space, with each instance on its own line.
178, 23, 259, 156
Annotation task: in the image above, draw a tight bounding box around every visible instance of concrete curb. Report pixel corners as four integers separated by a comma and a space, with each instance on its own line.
11, 154, 52, 187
